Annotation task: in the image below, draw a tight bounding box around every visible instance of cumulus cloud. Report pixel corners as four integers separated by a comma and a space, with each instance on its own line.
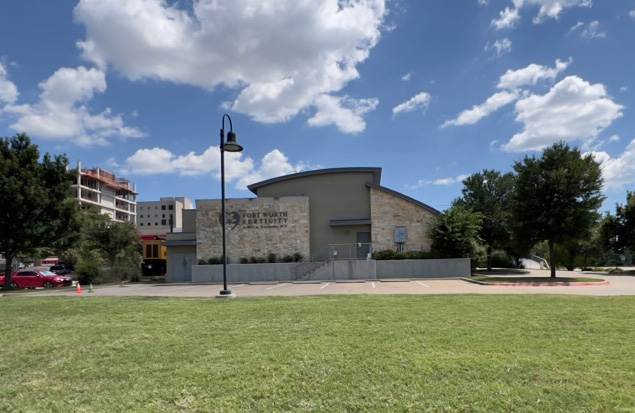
581, 21, 606, 39
492, 0, 592, 29
484, 38, 512, 57
497, 58, 570, 90
503, 76, 624, 152
3, 66, 143, 146
443, 59, 571, 128
307, 95, 379, 134
74, 0, 387, 133
589, 139, 635, 190
392, 92, 431, 117
123, 146, 308, 190
0, 63, 18, 104
441, 90, 519, 127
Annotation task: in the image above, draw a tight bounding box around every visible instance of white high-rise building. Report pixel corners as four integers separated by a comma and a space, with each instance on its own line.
70, 161, 137, 223
137, 197, 192, 236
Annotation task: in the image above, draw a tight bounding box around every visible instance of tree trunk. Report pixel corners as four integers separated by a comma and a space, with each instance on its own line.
2, 250, 14, 291
548, 240, 556, 278
487, 246, 493, 271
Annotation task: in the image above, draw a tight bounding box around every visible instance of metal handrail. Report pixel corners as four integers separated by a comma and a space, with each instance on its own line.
291, 243, 372, 280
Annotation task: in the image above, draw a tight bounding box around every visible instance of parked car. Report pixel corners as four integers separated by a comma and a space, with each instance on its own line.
0, 270, 72, 289
49, 264, 72, 275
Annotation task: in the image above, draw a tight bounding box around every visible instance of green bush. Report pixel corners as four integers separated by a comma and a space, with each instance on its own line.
293, 252, 303, 262
267, 253, 277, 263
198, 259, 207, 265
282, 255, 295, 263
249, 256, 258, 264
256, 257, 266, 263
373, 250, 398, 260
239, 257, 249, 264
207, 257, 222, 265
489, 250, 517, 269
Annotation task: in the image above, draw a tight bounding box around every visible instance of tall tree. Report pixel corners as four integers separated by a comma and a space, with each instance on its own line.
429, 204, 484, 268
512, 142, 604, 278
455, 169, 515, 270
0, 134, 80, 290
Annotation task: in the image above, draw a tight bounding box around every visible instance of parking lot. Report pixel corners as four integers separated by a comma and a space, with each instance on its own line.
4, 273, 635, 298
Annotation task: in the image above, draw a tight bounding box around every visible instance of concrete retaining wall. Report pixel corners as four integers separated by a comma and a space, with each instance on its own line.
376, 258, 470, 278
191, 263, 295, 283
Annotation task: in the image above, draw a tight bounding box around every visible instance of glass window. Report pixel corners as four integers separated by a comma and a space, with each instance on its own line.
152, 244, 159, 258
140, 223, 144, 226
162, 214, 165, 218
161, 205, 166, 210
168, 205, 174, 210
161, 219, 166, 225
155, 222, 158, 226
145, 244, 152, 258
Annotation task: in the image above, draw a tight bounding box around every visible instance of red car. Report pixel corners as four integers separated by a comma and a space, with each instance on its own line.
0, 270, 72, 289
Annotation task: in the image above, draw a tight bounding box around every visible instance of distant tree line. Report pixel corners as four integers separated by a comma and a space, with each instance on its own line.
428, 141, 633, 277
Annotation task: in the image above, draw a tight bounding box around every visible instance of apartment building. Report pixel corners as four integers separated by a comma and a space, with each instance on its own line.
70, 161, 137, 223
137, 197, 192, 236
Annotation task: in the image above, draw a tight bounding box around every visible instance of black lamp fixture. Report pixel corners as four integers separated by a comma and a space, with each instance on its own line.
218, 114, 243, 299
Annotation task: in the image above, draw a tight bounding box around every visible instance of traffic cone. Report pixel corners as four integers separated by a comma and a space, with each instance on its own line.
89, 283, 94, 293
76, 282, 82, 294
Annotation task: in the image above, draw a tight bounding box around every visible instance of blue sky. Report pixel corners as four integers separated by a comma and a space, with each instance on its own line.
1, 0, 633, 212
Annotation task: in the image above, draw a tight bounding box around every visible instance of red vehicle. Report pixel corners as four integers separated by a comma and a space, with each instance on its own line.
0, 270, 72, 289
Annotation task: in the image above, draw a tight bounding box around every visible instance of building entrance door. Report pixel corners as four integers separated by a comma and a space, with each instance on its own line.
356, 232, 371, 259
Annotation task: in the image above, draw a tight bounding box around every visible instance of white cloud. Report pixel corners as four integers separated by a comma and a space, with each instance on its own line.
74, 0, 387, 133
478, 0, 489, 5
630, 10, 635, 18
609, 135, 620, 143
441, 90, 519, 127
401, 71, 414, 81
581, 21, 606, 39
589, 139, 635, 190
392, 92, 431, 117
123, 147, 307, 190
3, 66, 144, 146
620, 86, 628, 93
443, 59, 571, 128
484, 38, 512, 57
503, 76, 624, 152
0, 63, 18, 104
307, 95, 379, 134
407, 174, 470, 188
497, 58, 570, 90
492, 0, 592, 29
568, 21, 584, 32
491, 6, 521, 30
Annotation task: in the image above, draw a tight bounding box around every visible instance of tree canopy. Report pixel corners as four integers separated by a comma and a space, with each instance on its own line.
0, 134, 80, 290
429, 204, 484, 267
512, 142, 604, 277
454, 169, 515, 270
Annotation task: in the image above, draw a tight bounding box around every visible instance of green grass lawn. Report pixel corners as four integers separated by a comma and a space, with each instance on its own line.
1, 295, 634, 412
471, 276, 606, 284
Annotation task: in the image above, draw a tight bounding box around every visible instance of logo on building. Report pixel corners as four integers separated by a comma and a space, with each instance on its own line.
218, 211, 241, 230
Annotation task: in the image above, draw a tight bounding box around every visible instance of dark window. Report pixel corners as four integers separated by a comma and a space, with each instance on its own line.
162, 214, 165, 218
168, 205, 174, 210
145, 245, 152, 258
152, 244, 159, 257
17, 271, 36, 276
140, 223, 144, 226
140, 215, 143, 218
161, 205, 166, 210
155, 222, 158, 226
161, 219, 166, 225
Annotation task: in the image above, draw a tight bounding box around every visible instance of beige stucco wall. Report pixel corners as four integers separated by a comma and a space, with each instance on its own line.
370, 187, 437, 252
196, 196, 310, 262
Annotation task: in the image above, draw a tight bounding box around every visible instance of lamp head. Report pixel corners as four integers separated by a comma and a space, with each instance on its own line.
222, 131, 243, 152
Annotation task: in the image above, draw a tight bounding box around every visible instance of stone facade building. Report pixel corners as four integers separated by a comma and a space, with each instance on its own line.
166, 167, 440, 282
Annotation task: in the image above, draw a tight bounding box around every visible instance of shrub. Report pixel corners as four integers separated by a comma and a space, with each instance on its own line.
373, 250, 398, 260
207, 257, 222, 265
198, 259, 207, 265
239, 257, 249, 264
256, 257, 266, 263
282, 255, 295, 263
489, 250, 517, 269
267, 253, 277, 263
249, 256, 258, 264
293, 252, 304, 262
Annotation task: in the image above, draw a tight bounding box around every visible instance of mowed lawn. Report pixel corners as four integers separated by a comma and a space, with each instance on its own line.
1, 295, 634, 412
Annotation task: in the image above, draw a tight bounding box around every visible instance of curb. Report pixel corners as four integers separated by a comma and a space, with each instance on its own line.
464, 278, 610, 287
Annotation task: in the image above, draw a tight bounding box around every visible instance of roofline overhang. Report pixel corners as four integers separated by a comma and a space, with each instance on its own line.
248, 167, 382, 195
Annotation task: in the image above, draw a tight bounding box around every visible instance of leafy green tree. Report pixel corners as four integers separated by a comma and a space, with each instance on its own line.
0, 134, 80, 290
617, 192, 635, 253
512, 142, 604, 278
429, 205, 484, 268
455, 169, 515, 270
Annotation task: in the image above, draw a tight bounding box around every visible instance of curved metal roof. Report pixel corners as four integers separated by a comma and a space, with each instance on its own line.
248, 167, 382, 195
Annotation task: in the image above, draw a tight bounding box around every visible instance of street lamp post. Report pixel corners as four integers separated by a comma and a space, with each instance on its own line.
218, 114, 243, 298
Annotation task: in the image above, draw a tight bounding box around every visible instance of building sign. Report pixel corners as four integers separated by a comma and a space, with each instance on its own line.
218, 211, 290, 230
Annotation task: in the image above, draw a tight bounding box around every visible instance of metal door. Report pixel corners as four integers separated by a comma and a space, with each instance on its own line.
356, 232, 371, 259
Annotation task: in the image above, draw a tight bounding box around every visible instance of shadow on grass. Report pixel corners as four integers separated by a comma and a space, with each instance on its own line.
471, 276, 605, 284
473, 268, 530, 276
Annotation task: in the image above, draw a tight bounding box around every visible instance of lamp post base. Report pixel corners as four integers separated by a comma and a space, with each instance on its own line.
216, 289, 236, 299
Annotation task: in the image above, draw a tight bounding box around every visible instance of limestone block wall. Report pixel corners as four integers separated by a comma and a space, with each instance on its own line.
196, 196, 310, 262
370, 187, 438, 252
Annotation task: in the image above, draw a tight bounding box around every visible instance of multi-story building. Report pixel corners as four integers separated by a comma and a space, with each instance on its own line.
137, 197, 192, 236
71, 161, 137, 223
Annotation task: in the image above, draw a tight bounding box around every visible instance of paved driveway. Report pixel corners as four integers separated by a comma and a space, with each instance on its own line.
4, 272, 635, 298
